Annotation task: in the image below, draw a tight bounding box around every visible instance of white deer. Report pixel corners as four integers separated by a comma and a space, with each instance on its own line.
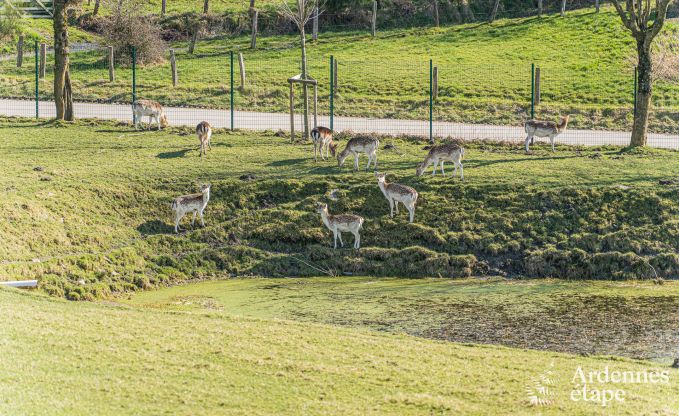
196, 121, 212, 157
416, 143, 465, 180
316, 202, 364, 249
524, 115, 570, 153
311, 126, 337, 162
171, 184, 211, 233
337, 136, 379, 171
133, 99, 168, 131
375, 173, 418, 223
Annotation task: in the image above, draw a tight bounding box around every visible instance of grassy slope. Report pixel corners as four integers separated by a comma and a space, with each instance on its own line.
0, 118, 677, 299
0, 19, 96, 54
2, 8, 678, 132
125, 277, 679, 362
2, 287, 679, 415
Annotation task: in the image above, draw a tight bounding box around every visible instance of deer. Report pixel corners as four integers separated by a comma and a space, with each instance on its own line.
196, 121, 212, 157
524, 115, 570, 153
311, 126, 337, 162
316, 202, 364, 249
416, 143, 465, 180
337, 136, 379, 171
375, 173, 418, 223
133, 99, 169, 131
171, 184, 211, 234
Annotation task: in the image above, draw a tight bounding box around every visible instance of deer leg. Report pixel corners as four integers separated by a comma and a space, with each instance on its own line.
525, 134, 532, 153
337, 232, 344, 247
199, 210, 205, 227
459, 161, 464, 181
440, 161, 445, 176
174, 214, 181, 233
431, 160, 438, 176
365, 154, 372, 170
207, 137, 212, 150
407, 203, 415, 223
389, 198, 394, 217
373, 152, 378, 170
353, 154, 359, 171
394, 200, 400, 214
332, 230, 338, 249
191, 211, 197, 226
353, 231, 360, 249
314, 142, 318, 162
550, 135, 555, 152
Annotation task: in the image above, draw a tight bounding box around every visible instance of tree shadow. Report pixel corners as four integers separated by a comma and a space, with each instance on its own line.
267, 158, 308, 167
137, 220, 174, 235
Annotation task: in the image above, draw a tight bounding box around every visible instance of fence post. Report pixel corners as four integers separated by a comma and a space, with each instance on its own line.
108, 46, 115, 82
230, 51, 234, 131
170, 49, 177, 87
371, 1, 377, 37
132, 47, 137, 124
39, 43, 46, 79
433, 66, 438, 100
17, 35, 24, 68
34, 41, 39, 119
312, 7, 318, 41
333, 58, 338, 90
238, 52, 246, 90
250, 10, 258, 49
535, 67, 540, 105
429, 59, 433, 143
530, 63, 535, 120
289, 82, 295, 141
330, 55, 334, 131
595, 0, 600, 13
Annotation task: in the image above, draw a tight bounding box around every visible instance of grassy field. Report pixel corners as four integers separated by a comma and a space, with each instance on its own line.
1, 117, 677, 300
2, 286, 679, 415
2, 8, 678, 132
126, 276, 679, 363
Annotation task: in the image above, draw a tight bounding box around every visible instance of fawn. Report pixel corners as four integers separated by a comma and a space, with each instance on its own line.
524, 115, 570, 153
171, 184, 211, 233
416, 143, 465, 180
133, 99, 169, 131
311, 127, 337, 162
316, 202, 364, 249
337, 136, 379, 171
196, 121, 212, 157
375, 173, 418, 223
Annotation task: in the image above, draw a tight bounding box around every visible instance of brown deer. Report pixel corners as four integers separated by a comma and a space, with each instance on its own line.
133, 99, 168, 131
375, 173, 418, 223
171, 184, 211, 233
196, 121, 212, 157
416, 143, 464, 180
311, 126, 337, 162
337, 136, 379, 171
524, 115, 570, 153
316, 202, 364, 249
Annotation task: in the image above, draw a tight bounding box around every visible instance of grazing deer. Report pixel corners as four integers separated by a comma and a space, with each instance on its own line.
311, 126, 337, 162
416, 143, 465, 180
133, 99, 169, 131
524, 115, 570, 153
375, 173, 418, 223
337, 136, 379, 171
316, 202, 364, 249
196, 121, 212, 157
171, 184, 211, 233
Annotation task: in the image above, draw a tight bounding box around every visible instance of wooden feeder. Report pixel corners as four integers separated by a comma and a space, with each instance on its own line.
288, 74, 318, 141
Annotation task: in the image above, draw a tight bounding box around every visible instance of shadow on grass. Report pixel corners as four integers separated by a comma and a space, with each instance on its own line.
137, 220, 175, 235
157, 148, 197, 159
267, 158, 308, 167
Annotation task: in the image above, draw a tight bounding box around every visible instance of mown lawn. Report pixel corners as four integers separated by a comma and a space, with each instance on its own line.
2, 287, 679, 415
2, 8, 677, 132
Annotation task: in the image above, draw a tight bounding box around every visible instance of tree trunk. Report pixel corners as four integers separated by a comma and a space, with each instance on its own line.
53, 0, 74, 121
538, 0, 543, 16
203, 0, 209, 13
189, 24, 199, 54
561, 0, 566, 17
162, 0, 166, 16
300, 28, 309, 140
489, 0, 500, 22
93, 0, 100, 16
433, 0, 439, 26
632, 39, 652, 147
460, 0, 472, 21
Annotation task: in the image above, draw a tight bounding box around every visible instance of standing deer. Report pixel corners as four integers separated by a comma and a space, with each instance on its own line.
133, 99, 169, 131
171, 184, 211, 233
316, 202, 364, 249
375, 173, 418, 223
196, 121, 212, 157
337, 136, 379, 171
416, 143, 465, 180
311, 126, 337, 162
524, 115, 570, 153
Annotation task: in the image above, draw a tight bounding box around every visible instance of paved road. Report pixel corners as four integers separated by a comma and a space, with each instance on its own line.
1, 98, 677, 149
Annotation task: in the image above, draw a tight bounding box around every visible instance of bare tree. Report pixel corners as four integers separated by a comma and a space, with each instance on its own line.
279, 0, 318, 140
611, 0, 673, 146
93, 0, 100, 15
54, 0, 80, 121
489, 0, 500, 22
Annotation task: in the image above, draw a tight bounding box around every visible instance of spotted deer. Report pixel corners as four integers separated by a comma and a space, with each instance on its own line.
375, 173, 418, 223
133, 99, 169, 131
311, 126, 337, 162
196, 121, 212, 157
171, 184, 211, 233
337, 136, 379, 171
524, 115, 570, 153
316, 202, 364, 249
416, 143, 465, 180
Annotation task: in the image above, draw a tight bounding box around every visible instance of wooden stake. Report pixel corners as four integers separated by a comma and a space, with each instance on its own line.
312, 7, 318, 41
238, 52, 246, 90
433, 0, 439, 27
433, 66, 438, 100
371, 1, 377, 37
39, 43, 46, 79
108, 46, 115, 82
289, 82, 295, 142
333, 59, 338, 91
189, 26, 198, 54
161, 0, 166, 16
17, 35, 23, 68
538, 0, 543, 16
170, 49, 178, 87
250, 10, 258, 49
535, 67, 541, 105
313, 84, 318, 129
561, 0, 566, 17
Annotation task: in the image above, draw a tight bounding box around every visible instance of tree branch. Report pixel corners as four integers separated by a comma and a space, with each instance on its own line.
611, 0, 640, 34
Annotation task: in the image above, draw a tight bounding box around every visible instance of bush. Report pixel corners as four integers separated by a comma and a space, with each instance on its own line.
0, 4, 21, 44
101, 0, 165, 65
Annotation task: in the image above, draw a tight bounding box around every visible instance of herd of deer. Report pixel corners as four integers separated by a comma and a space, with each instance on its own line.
132, 99, 570, 247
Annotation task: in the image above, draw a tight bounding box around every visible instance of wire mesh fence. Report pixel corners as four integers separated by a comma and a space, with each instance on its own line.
1, 43, 678, 148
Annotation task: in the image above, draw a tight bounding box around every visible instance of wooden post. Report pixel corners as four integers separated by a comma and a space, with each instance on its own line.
39, 43, 46, 79
170, 49, 178, 87
333, 59, 338, 92
535, 67, 541, 105
161, 0, 166, 16
312, 7, 318, 41
561, 0, 566, 17
433, 0, 439, 27
595, 0, 599, 13
489, 0, 500, 22
250, 10, 258, 49
189, 26, 198, 54
538, 0, 543, 16
238, 53, 246, 91
289, 82, 295, 142
108, 46, 115, 82
433, 66, 438, 100
371, 1, 377, 37
313, 83, 318, 128
17, 35, 24, 68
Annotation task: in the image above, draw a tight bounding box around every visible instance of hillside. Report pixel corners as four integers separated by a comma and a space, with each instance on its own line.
2, 287, 678, 415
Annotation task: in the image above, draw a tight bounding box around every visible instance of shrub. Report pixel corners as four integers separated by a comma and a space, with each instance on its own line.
0, 4, 21, 44
101, 0, 165, 65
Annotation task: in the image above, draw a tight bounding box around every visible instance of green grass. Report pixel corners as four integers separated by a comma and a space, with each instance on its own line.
0, 118, 677, 300
2, 287, 679, 415
2, 8, 678, 132
125, 276, 679, 363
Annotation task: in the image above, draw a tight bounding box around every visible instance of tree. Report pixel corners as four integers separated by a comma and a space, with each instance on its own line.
93, 0, 101, 15
280, 0, 318, 140
203, 0, 209, 13
611, 0, 673, 146
489, 0, 500, 22
53, 0, 80, 121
